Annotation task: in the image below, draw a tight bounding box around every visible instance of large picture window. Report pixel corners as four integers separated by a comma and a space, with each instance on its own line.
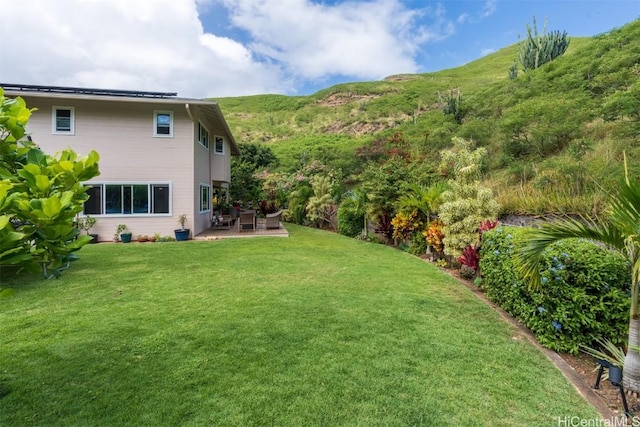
83, 183, 170, 215
52, 106, 75, 134
154, 111, 173, 137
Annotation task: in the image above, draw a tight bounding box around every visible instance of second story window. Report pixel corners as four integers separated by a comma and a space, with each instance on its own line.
214, 136, 224, 154
198, 122, 209, 149
52, 106, 75, 134
154, 111, 173, 137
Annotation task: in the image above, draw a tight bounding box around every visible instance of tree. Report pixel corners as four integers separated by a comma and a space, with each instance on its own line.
229, 143, 278, 205
306, 175, 337, 230
438, 137, 499, 257
515, 158, 640, 392
395, 182, 448, 226
338, 189, 368, 238
0, 88, 100, 278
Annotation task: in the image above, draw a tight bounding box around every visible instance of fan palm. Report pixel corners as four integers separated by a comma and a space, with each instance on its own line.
395, 182, 448, 225
516, 163, 640, 391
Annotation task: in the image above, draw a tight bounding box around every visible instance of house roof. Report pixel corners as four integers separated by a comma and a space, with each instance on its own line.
1, 83, 240, 155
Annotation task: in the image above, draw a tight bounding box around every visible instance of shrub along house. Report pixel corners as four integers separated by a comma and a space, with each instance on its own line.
3, 83, 239, 241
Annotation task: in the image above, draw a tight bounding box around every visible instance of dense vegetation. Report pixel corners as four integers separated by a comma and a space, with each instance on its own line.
218, 19, 639, 218
480, 226, 630, 354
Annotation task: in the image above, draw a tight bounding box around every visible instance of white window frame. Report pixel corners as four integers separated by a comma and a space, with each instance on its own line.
197, 122, 209, 149
199, 183, 211, 213
83, 181, 173, 217
154, 111, 173, 137
214, 135, 224, 155
52, 106, 75, 135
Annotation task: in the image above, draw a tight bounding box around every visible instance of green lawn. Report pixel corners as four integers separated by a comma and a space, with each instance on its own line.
0, 225, 598, 426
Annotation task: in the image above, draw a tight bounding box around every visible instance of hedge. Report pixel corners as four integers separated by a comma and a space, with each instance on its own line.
479, 226, 630, 354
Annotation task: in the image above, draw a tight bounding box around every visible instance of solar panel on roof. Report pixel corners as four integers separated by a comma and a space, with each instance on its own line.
0, 83, 177, 98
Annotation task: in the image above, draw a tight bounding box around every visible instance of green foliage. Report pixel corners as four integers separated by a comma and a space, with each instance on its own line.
76, 215, 96, 234
438, 88, 464, 124
438, 137, 499, 256
306, 175, 337, 229
216, 20, 640, 218
480, 226, 630, 354
230, 142, 278, 205
0, 89, 100, 278
359, 157, 411, 221
337, 191, 366, 238
395, 182, 447, 223
508, 61, 518, 80
516, 17, 570, 73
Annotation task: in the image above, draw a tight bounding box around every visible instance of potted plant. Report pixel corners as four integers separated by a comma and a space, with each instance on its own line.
581, 338, 625, 386
77, 215, 98, 243
116, 224, 132, 243
137, 234, 149, 242
174, 214, 190, 241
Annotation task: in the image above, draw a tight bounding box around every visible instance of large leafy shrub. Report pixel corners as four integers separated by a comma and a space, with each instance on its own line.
439, 137, 499, 257
480, 226, 630, 354
337, 197, 364, 238
0, 89, 100, 278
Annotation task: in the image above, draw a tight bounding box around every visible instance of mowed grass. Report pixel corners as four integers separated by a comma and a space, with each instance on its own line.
0, 225, 598, 426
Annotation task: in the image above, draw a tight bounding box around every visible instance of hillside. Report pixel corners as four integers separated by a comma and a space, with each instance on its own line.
216, 20, 640, 216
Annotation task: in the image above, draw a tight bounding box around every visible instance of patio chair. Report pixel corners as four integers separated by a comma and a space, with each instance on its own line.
212, 211, 233, 229
237, 211, 256, 231
265, 209, 283, 229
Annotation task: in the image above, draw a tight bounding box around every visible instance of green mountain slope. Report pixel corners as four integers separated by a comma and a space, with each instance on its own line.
216, 20, 639, 216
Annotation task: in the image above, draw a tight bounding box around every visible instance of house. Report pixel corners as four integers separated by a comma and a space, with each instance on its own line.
2, 83, 239, 241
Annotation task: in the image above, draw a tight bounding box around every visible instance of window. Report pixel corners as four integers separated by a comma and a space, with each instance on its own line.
197, 122, 209, 149
154, 111, 173, 137
214, 136, 224, 154
84, 185, 102, 215
200, 184, 211, 212
83, 183, 171, 215
52, 106, 75, 134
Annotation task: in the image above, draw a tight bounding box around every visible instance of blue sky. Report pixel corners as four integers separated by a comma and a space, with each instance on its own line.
1, 0, 638, 98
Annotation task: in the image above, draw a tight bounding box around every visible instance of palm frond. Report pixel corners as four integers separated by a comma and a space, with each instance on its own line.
580, 338, 625, 368
515, 217, 626, 290
609, 178, 640, 240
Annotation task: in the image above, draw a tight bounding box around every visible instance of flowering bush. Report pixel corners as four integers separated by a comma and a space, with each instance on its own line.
480, 226, 630, 354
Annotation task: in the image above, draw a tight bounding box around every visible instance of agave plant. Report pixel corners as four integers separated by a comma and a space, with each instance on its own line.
516, 156, 640, 391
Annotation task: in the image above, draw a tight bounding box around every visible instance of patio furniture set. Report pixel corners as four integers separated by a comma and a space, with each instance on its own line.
212, 209, 283, 232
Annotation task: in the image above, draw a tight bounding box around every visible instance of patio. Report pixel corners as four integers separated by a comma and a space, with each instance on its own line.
195, 217, 289, 240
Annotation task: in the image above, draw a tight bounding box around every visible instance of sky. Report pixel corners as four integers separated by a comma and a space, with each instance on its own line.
0, 0, 638, 98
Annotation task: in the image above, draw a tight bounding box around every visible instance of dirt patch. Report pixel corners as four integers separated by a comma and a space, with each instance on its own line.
322, 120, 392, 136
317, 93, 381, 108
384, 74, 417, 82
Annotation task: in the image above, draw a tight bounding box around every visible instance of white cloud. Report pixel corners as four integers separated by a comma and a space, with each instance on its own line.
457, 0, 497, 24
0, 0, 286, 97
0, 0, 456, 97
220, 0, 453, 83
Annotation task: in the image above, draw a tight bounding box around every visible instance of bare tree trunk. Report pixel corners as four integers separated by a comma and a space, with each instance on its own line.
624, 318, 640, 391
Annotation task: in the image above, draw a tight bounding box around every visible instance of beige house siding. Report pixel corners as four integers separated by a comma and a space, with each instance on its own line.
9, 89, 238, 241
